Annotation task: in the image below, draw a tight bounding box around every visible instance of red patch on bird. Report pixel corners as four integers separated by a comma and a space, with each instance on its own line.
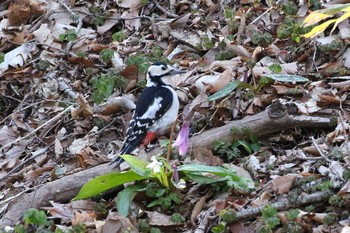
142, 132, 156, 146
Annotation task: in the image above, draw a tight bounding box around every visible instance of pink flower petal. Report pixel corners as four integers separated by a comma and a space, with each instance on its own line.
172, 121, 190, 156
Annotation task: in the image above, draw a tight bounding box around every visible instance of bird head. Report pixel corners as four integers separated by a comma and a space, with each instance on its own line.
146, 62, 185, 87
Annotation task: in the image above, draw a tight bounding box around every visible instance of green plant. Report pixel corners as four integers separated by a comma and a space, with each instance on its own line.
170, 213, 186, 223
90, 70, 125, 103
287, 209, 300, 220
329, 195, 344, 208
149, 46, 169, 64
261, 205, 280, 229
213, 128, 260, 161
74, 155, 253, 217
281, 2, 298, 15
126, 54, 149, 73
76, 51, 87, 58
213, 140, 241, 161
224, 8, 238, 34
112, 31, 126, 42
277, 17, 311, 43
268, 63, 282, 74
211, 222, 226, 233
99, 48, 114, 63
197, 36, 214, 50
10, 208, 86, 233
0, 52, 4, 63
251, 31, 272, 47
93, 16, 105, 26
282, 222, 304, 233
59, 29, 77, 42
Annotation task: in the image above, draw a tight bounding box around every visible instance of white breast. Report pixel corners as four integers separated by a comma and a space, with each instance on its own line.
150, 86, 179, 133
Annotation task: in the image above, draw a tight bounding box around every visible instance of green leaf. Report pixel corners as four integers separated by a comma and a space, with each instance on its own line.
237, 140, 252, 154
116, 185, 145, 217
261, 205, 280, 228
184, 173, 223, 184
170, 213, 186, 223
178, 164, 229, 175
208, 80, 240, 101
23, 208, 48, 225
263, 74, 309, 83
287, 209, 300, 220
73, 170, 146, 200
120, 154, 148, 177
0, 52, 4, 64
268, 63, 282, 74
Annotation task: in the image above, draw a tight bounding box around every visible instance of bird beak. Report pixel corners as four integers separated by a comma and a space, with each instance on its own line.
167, 67, 186, 76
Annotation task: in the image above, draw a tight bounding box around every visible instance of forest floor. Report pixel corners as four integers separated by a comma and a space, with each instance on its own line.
1, 0, 350, 232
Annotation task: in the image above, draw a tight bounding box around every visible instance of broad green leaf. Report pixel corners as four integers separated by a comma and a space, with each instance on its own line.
178, 164, 230, 176
263, 74, 309, 83
73, 170, 146, 200
237, 140, 252, 154
208, 80, 240, 101
120, 154, 148, 176
116, 185, 145, 217
184, 173, 224, 184
303, 19, 337, 38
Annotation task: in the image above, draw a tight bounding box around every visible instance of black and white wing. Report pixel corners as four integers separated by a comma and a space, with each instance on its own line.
110, 86, 174, 165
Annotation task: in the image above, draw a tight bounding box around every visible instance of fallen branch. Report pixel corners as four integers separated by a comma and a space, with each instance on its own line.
233, 190, 334, 222
0, 163, 114, 227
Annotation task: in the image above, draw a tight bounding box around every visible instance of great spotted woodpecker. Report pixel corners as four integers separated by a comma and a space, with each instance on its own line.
111, 62, 185, 166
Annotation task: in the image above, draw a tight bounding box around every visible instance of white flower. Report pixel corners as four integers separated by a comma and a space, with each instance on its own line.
146, 156, 163, 173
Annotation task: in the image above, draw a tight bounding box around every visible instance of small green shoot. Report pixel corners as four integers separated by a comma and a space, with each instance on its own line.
170, 213, 186, 223
287, 209, 300, 220
99, 48, 114, 63
197, 36, 214, 51
90, 70, 125, 104
59, 29, 77, 42
251, 31, 273, 47
126, 54, 150, 73
112, 31, 126, 42
23, 208, 50, 226
76, 51, 88, 58
277, 17, 311, 42
281, 2, 298, 15
211, 222, 226, 233
261, 205, 280, 229
0, 52, 4, 63
268, 63, 282, 74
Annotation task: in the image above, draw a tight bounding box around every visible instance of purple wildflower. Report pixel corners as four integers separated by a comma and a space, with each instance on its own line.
172, 121, 190, 156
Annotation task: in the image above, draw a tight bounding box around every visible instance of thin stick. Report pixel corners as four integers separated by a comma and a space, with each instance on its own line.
166, 117, 179, 163
3, 106, 74, 149
152, 0, 178, 18
311, 136, 332, 162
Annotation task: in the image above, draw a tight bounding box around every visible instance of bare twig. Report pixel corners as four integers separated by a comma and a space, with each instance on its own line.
152, 0, 178, 18
57, 0, 83, 53
311, 136, 332, 162
0, 147, 50, 184
248, 7, 272, 26
3, 106, 74, 149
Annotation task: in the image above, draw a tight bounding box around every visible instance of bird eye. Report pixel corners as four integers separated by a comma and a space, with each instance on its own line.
161, 66, 166, 71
